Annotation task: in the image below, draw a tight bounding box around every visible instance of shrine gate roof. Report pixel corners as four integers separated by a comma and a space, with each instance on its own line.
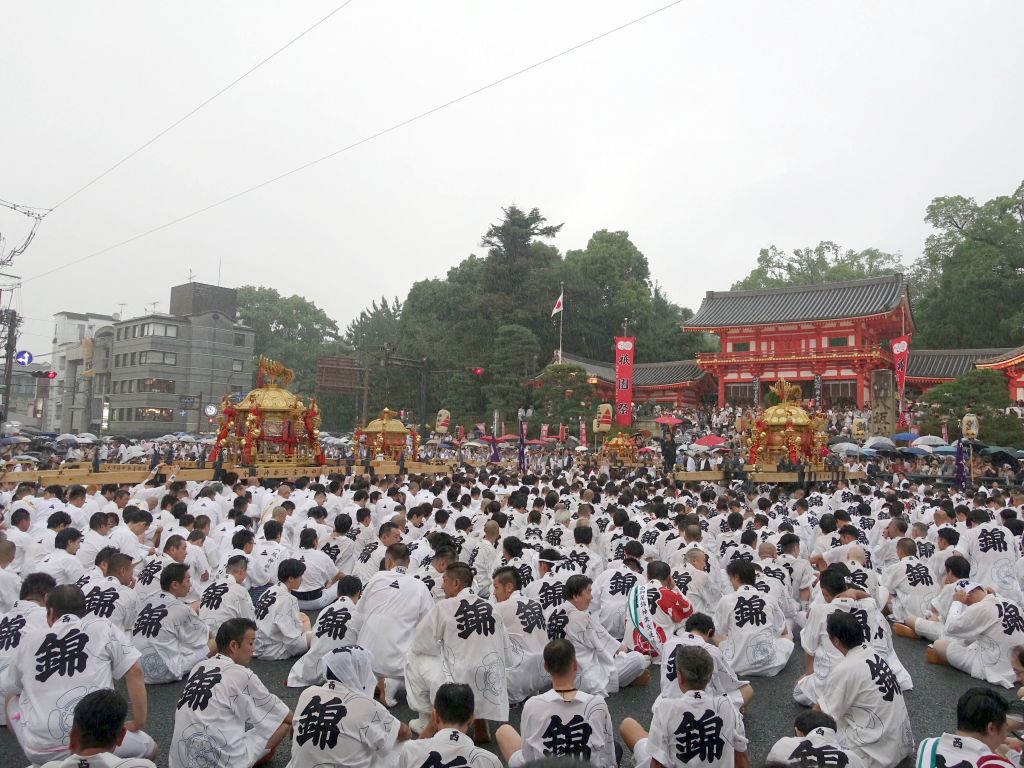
684, 274, 908, 329
561, 353, 705, 386
907, 348, 1012, 380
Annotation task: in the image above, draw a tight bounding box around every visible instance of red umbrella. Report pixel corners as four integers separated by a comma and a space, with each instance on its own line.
525, 439, 548, 446
694, 435, 726, 447
496, 434, 520, 442
653, 415, 683, 426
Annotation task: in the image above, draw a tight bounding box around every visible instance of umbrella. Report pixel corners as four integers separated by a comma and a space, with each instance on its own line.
495, 434, 519, 442
890, 432, 917, 441
694, 435, 726, 447
463, 441, 483, 449
831, 442, 862, 453
933, 445, 959, 456
525, 439, 548, 446
76, 433, 98, 441
653, 415, 682, 426
912, 435, 946, 447
11, 455, 38, 462
55, 433, 78, 443
899, 446, 931, 457
177, 435, 196, 443
76, 436, 95, 445
828, 435, 854, 446
574, 445, 590, 452
864, 436, 896, 449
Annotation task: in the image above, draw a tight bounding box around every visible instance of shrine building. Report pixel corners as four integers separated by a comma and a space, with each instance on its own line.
683, 275, 914, 408
560, 353, 714, 408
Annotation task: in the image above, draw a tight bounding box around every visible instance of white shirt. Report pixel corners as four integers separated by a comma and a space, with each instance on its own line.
40, 753, 155, 768
295, 548, 338, 593
766, 726, 866, 768
916, 732, 1015, 768
253, 583, 307, 660
169, 653, 289, 768
287, 596, 358, 687
400, 727, 501, 768
83, 576, 140, 634
132, 591, 210, 683
644, 688, 747, 768
198, 578, 256, 632
516, 689, 616, 768
37, 548, 86, 586
353, 567, 433, 680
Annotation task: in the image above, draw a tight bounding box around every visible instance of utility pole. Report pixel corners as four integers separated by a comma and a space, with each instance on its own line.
0, 309, 18, 424
622, 317, 632, 337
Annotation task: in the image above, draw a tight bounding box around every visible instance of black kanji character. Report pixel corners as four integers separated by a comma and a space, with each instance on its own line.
321, 542, 341, 561
84, 586, 120, 619
417, 751, 469, 768
541, 714, 593, 759
177, 667, 222, 711
847, 608, 870, 639
295, 694, 348, 750
454, 599, 495, 639
731, 550, 754, 563
978, 528, 1008, 553
917, 541, 935, 559
136, 560, 162, 586
538, 581, 563, 609
673, 571, 692, 593
763, 566, 787, 585
418, 574, 436, 592
516, 600, 545, 634
0, 615, 26, 651
568, 551, 590, 572
847, 570, 868, 589
547, 609, 569, 640
733, 594, 767, 628
315, 606, 352, 640
641, 529, 660, 546
199, 582, 229, 611
997, 602, 1024, 636
674, 708, 725, 763
255, 589, 277, 620
905, 563, 933, 588
789, 740, 849, 768
865, 653, 901, 702
132, 603, 168, 639
719, 539, 738, 556
357, 543, 378, 564
665, 649, 678, 681
35, 628, 89, 682
516, 563, 534, 587
545, 528, 564, 547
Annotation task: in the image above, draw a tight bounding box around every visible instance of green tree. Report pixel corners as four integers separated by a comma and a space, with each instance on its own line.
634, 284, 714, 363
529, 363, 594, 429
484, 325, 540, 417
731, 241, 905, 290
917, 369, 1024, 447
236, 286, 348, 394
911, 182, 1024, 348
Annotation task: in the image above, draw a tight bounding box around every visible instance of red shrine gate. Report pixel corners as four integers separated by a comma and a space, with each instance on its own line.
683, 275, 914, 409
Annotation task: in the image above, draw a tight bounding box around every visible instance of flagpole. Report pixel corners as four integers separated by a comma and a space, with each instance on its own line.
558, 281, 564, 364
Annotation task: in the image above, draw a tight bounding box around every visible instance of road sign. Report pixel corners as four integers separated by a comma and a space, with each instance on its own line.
203, 404, 218, 417
14, 351, 32, 366
179, 409, 188, 417
179, 396, 197, 407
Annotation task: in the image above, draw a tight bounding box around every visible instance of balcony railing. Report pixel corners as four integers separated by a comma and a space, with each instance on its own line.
696, 345, 892, 367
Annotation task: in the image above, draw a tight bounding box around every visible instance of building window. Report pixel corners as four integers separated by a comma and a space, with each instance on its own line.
234, 333, 245, 346
828, 337, 849, 348
139, 378, 175, 393
141, 322, 179, 338
116, 329, 122, 341
135, 407, 173, 422
126, 380, 134, 393
130, 352, 137, 366
139, 351, 177, 365
232, 360, 244, 372
112, 381, 120, 394
731, 342, 750, 353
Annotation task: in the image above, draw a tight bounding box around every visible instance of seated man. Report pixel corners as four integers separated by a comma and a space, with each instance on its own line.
287, 575, 362, 687
406, 562, 511, 736
2, 585, 156, 766
492, 565, 549, 704
132, 562, 213, 684
819, 612, 914, 768
401, 683, 500, 768
766, 711, 866, 768
590, 544, 643, 639
714, 560, 793, 677
546, 574, 651, 695
624, 560, 693, 658
293, 528, 340, 610
289, 644, 410, 767
880, 537, 937, 622
917, 688, 1016, 768
496, 639, 617, 768
670, 546, 723, 618
39, 689, 157, 768
929, 580, 1024, 688
198, 554, 256, 633
897, 554, 970, 641
170, 618, 292, 768
659, 613, 752, 713
253, 558, 312, 660
620, 644, 749, 768
82, 552, 139, 634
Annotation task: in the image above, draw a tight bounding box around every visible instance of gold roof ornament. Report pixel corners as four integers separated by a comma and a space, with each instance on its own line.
762, 378, 811, 427
235, 357, 301, 412
363, 408, 410, 435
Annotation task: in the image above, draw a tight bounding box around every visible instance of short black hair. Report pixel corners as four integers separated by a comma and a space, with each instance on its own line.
20, 572, 56, 601
215, 618, 257, 652
160, 562, 190, 591
278, 558, 306, 582
938, 528, 961, 546
726, 559, 756, 585
563, 574, 593, 600
957, 687, 1007, 734
543, 638, 576, 675
794, 710, 837, 736
46, 585, 86, 619
647, 560, 670, 582
231, 530, 255, 551
71, 689, 128, 749
684, 612, 715, 636
445, 562, 474, 590
55, 528, 83, 550
299, 529, 318, 549
819, 568, 849, 599
337, 575, 362, 598
674, 645, 713, 689
434, 683, 474, 726
492, 565, 522, 592
826, 610, 864, 649
945, 554, 971, 580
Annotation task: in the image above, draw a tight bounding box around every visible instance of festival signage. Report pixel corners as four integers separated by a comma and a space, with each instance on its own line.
596, 403, 613, 432
891, 335, 911, 425
614, 337, 635, 427
813, 375, 822, 408
518, 419, 527, 473
435, 409, 450, 434
753, 376, 760, 408
558, 424, 566, 443
540, 423, 549, 440
580, 419, 587, 445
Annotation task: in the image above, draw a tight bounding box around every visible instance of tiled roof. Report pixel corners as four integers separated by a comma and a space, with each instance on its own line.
976, 345, 1024, 368
561, 353, 705, 386
906, 349, 1012, 380
684, 274, 907, 329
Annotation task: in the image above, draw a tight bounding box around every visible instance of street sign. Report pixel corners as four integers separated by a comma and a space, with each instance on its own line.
203, 404, 218, 417
179, 409, 188, 417
179, 396, 197, 407
14, 351, 32, 366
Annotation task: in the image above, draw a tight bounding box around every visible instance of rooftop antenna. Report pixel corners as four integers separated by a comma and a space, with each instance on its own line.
146, 301, 158, 315
188, 268, 197, 283
117, 303, 126, 317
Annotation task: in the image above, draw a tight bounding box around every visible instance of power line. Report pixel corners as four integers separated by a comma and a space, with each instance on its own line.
25, 0, 686, 283
48, 0, 359, 212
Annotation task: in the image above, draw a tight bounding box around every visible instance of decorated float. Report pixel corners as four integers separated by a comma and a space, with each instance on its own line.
743, 379, 829, 467
355, 408, 418, 462
208, 357, 325, 465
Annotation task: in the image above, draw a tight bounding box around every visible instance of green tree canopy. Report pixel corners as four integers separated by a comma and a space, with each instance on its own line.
529, 363, 594, 429
917, 369, 1024, 447
731, 241, 905, 290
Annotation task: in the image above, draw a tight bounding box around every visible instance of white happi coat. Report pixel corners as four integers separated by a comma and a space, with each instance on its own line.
407, 587, 511, 722
766, 726, 867, 768
916, 733, 1016, 768
820, 643, 914, 768
353, 566, 433, 679
400, 727, 502, 768
170, 653, 289, 768
962, 523, 1024, 602
82, 576, 140, 634
880, 555, 937, 623
515, 689, 617, 768
942, 593, 1024, 688
546, 601, 621, 696
494, 592, 549, 702
590, 565, 641, 638
287, 596, 359, 687
714, 583, 793, 676
658, 632, 747, 705
639, 689, 747, 768
132, 591, 211, 683
198, 577, 256, 632
253, 583, 307, 660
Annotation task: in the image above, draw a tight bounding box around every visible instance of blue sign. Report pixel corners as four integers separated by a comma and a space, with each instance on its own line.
14, 351, 32, 366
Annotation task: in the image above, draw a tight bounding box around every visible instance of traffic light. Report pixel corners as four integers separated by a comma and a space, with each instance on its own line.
30, 371, 57, 379
469, 367, 484, 377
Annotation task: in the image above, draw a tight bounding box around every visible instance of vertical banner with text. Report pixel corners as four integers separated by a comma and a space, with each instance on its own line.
891, 335, 911, 427
580, 419, 587, 446
540, 423, 549, 440
614, 337, 636, 427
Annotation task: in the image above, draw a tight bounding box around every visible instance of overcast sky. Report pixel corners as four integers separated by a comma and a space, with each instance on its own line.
2, 1, 1022, 357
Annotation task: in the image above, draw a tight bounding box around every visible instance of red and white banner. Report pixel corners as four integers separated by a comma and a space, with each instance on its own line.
941, 423, 949, 443
558, 424, 567, 443
614, 337, 635, 427
580, 419, 587, 445
891, 335, 911, 426
540, 423, 549, 440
